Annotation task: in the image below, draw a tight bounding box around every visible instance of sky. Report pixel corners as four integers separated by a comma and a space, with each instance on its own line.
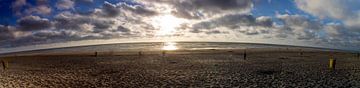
0, 0, 360, 53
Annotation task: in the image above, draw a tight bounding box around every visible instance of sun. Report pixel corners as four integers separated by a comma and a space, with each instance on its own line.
151, 14, 187, 36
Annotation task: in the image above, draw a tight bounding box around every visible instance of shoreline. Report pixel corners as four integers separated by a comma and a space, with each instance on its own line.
1, 42, 355, 57
1, 47, 353, 57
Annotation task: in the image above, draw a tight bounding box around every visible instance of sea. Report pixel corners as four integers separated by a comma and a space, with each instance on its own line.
0, 42, 342, 55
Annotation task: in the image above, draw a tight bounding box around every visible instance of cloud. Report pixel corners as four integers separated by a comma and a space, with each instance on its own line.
322, 23, 360, 44
8, 30, 77, 47
119, 3, 158, 16
295, 0, 360, 30
26, 5, 52, 15
53, 12, 115, 33
25, 0, 52, 15
93, 1, 158, 18
0, 25, 15, 40
12, 0, 26, 8
137, 0, 253, 19
117, 26, 131, 33
192, 14, 255, 30
98, 1, 121, 17
5, 0, 254, 48
12, 0, 52, 16
190, 13, 342, 42
56, 0, 75, 10
274, 14, 360, 48
75, 0, 93, 4
2, 0, 360, 50
293, 0, 360, 47
12, 0, 28, 16
275, 14, 323, 40
0, 25, 32, 48
17, 15, 52, 31
191, 14, 272, 35
255, 16, 273, 27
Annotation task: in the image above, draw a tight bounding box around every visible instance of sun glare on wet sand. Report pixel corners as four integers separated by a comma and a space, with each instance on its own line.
162, 42, 178, 50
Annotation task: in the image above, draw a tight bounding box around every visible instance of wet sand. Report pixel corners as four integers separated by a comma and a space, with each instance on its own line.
0, 48, 360, 87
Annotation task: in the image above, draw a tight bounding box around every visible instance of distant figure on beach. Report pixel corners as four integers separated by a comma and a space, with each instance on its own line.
138, 51, 143, 56
162, 51, 166, 56
2, 60, 7, 70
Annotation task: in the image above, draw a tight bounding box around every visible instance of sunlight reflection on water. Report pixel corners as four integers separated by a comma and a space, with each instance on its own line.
161, 42, 178, 50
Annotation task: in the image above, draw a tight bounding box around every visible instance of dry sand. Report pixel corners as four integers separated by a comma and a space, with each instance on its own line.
0, 48, 360, 87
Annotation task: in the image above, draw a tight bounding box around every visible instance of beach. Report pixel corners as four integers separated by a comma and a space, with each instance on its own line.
0, 48, 360, 87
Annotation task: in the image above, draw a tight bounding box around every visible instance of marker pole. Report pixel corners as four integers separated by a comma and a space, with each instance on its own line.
244, 50, 247, 60
329, 54, 336, 71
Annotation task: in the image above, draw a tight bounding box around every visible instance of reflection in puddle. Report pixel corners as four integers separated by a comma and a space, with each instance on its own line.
162, 42, 178, 50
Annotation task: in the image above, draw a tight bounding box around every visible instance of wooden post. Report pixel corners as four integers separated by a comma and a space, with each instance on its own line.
299, 49, 303, 56
95, 52, 98, 57
244, 50, 247, 60
357, 53, 360, 59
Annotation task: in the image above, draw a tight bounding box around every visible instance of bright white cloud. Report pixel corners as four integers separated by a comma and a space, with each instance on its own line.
56, 0, 74, 10
295, 0, 360, 30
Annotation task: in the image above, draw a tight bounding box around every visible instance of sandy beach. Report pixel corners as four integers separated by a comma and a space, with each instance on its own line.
0, 48, 360, 87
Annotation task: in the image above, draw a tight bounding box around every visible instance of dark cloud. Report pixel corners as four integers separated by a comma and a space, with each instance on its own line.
91, 20, 114, 30
99, 1, 121, 17
205, 30, 229, 35
116, 26, 130, 33
75, 0, 93, 4
191, 14, 272, 35
276, 14, 322, 40
5, 30, 114, 48
35, 0, 48, 5
237, 26, 271, 35
192, 14, 256, 30
256, 16, 273, 27
296, 30, 318, 40
274, 26, 293, 38
171, 10, 201, 19
277, 15, 322, 30
120, 3, 158, 16
0, 25, 15, 40
322, 23, 360, 44
190, 0, 252, 12
7, 30, 75, 47
140, 0, 253, 19
17, 15, 52, 31
95, 2, 158, 18
54, 12, 115, 32
2, 1, 156, 48
272, 14, 359, 48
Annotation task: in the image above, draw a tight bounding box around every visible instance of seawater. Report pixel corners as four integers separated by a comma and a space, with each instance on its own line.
38, 42, 286, 53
